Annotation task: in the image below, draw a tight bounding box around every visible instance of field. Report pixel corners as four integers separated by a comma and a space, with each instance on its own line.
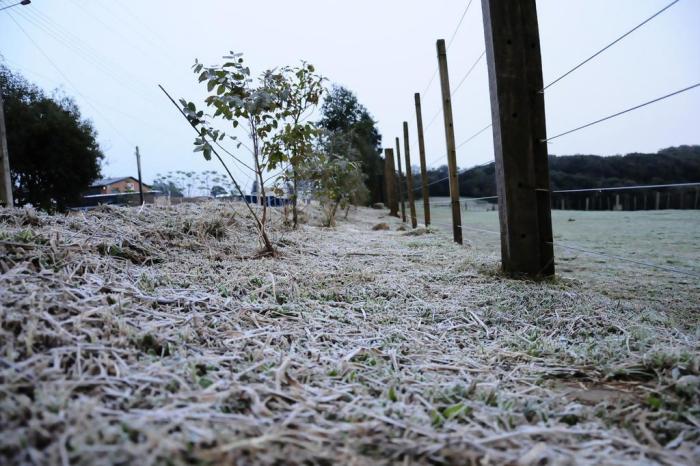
415, 199, 700, 329
1, 202, 699, 465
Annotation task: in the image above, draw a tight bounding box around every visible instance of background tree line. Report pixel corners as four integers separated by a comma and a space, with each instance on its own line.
410, 145, 700, 198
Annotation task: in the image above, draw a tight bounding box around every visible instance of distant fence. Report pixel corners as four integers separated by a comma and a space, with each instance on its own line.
551, 183, 700, 211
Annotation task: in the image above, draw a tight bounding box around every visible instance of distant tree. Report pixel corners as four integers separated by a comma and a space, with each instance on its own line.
210, 185, 227, 197
414, 146, 700, 198
319, 86, 384, 204
152, 175, 184, 197
0, 65, 103, 211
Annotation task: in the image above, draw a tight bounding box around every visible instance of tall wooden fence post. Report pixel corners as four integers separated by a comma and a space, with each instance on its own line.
436, 39, 463, 244
481, 0, 554, 277
395, 137, 407, 222
414, 93, 431, 226
384, 148, 399, 217
403, 122, 418, 228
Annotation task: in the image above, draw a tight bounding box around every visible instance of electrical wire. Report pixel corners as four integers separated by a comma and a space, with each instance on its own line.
8, 12, 135, 146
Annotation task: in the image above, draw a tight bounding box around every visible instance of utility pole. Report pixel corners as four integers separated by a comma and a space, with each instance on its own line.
436, 39, 463, 244
403, 122, 418, 228
481, 0, 554, 277
0, 93, 13, 208
395, 136, 406, 222
414, 93, 431, 226
135, 146, 144, 205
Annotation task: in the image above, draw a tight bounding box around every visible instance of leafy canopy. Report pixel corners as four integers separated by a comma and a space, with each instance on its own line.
0, 65, 103, 211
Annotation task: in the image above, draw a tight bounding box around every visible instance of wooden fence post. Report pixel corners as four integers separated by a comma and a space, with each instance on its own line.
481, 0, 554, 276
395, 137, 407, 222
414, 93, 431, 226
403, 122, 418, 228
384, 148, 399, 216
436, 39, 463, 244
655, 191, 661, 210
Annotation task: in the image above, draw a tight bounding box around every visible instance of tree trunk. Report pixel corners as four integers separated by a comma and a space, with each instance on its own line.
292, 170, 299, 229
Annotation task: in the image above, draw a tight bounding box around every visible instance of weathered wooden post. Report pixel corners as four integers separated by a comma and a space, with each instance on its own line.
395, 137, 407, 222
403, 122, 418, 228
585, 197, 590, 211
481, 0, 554, 276
414, 93, 431, 226
384, 148, 399, 217
436, 39, 463, 244
655, 191, 661, 210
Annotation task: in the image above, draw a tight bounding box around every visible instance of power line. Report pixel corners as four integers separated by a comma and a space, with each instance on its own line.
541, 0, 680, 92
543, 82, 700, 142
15, 7, 161, 105
7, 12, 135, 146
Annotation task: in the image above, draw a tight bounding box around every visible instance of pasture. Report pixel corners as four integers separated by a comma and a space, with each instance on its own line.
417, 200, 700, 328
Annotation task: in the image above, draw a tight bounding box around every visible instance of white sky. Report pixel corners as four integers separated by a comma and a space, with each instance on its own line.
1, 0, 699, 191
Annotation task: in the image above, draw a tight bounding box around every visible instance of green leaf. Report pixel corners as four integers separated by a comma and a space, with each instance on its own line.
388, 386, 398, 402
198, 377, 213, 389
443, 402, 470, 419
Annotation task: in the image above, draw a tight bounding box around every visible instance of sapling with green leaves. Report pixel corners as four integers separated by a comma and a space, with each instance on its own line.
179, 52, 290, 254
302, 151, 368, 227
265, 63, 325, 228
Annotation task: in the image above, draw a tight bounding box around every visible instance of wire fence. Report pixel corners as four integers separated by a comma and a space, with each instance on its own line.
390, 0, 699, 282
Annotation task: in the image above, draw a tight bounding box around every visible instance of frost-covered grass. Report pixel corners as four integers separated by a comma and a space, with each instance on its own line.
420, 202, 700, 329
0, 202, 698, 465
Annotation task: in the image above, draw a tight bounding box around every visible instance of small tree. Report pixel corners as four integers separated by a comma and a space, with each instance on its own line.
266, 63, 325, 228
180, 53, 289, 254
303, 152, 368, 227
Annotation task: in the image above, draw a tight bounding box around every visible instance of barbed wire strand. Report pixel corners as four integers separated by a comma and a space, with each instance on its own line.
541, 0, 680, 92
548, 241, 700, 279
420, 0, 476, 97
543, 82, 700, 142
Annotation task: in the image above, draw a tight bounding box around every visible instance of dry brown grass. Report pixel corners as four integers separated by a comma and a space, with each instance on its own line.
0, 202, 698, 465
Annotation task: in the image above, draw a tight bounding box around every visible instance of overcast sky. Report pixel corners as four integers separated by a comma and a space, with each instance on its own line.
1, 0, 698, 192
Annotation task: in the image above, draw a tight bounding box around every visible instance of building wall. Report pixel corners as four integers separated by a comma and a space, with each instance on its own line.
94, 178, 151, 195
